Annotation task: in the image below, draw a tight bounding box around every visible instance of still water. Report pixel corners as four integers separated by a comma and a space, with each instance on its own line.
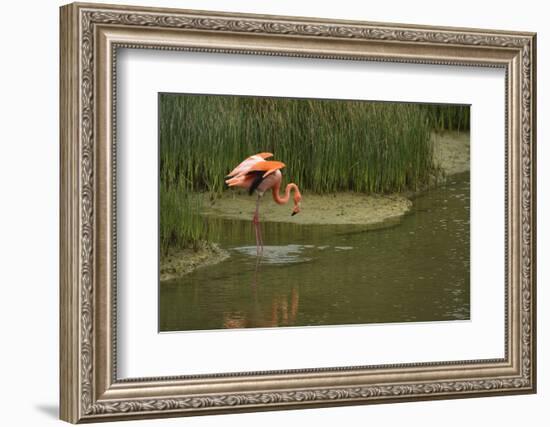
160, 172, 470, 332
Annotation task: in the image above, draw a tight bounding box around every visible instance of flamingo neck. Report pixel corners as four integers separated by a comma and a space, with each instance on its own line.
272, 182, 300, 205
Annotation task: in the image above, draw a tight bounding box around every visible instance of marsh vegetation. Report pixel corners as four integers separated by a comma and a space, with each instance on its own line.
159, 94, 469, 254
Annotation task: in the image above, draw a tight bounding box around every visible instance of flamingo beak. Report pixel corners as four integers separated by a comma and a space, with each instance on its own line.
291, 202, 301, 216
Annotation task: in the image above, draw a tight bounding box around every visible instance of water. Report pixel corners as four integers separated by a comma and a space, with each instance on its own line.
160, 173, 470, 332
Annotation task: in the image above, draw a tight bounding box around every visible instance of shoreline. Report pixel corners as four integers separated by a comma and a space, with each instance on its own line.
202, 191, 413, 226
160, 242, 229, 282
160, 130, 469, 280
432, 130, 470, 176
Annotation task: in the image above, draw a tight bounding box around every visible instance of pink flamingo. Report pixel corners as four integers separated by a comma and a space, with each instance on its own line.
225, 152, 302, 254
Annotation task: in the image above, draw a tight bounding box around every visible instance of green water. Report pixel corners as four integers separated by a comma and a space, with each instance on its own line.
160, 172, 470, 332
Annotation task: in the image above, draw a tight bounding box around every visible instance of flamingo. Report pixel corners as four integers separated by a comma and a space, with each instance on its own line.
225, 152, 302, 255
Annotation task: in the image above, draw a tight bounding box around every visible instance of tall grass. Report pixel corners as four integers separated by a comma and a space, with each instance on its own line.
421, 104, 470, 132
160, 95, 440, 195
159, 94, 468, 252
159, 184, 209, 255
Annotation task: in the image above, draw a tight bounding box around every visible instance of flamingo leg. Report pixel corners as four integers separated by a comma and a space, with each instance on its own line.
253, 224, 263, 256
251, 254, 261, 288
257, 216, 264, 255
252, 195, 263, 256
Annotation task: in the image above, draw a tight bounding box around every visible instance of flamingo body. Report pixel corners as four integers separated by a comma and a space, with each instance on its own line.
255, 169, 283, 195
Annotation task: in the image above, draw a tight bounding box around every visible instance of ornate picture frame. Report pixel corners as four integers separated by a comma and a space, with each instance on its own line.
60, 2, 536, 423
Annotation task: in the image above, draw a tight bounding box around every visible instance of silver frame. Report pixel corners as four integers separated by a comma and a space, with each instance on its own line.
60, 2, 536, 423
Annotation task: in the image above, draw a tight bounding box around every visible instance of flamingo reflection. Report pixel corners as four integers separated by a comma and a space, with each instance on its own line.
222, 287, 299, 329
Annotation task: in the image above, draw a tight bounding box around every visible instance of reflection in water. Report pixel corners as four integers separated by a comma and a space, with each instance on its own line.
160, 172, 470, 332
223, 271, 300, 329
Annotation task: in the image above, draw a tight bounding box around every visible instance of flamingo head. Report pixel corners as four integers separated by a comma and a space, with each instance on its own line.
291, 192, 302, 216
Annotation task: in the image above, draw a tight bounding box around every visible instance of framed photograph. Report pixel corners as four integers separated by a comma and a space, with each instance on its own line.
60, 2, 537, 423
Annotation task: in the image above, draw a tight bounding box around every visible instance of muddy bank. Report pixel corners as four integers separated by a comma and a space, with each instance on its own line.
160, 242, 229, 282
203, 192, 412, 226
432, 130, 470, 176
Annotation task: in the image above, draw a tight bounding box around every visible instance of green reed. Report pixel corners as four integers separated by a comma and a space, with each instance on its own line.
421, 104, 470, 133
159, 184, 208, 255
159, 95, 448, 195
159, 94, 468, 251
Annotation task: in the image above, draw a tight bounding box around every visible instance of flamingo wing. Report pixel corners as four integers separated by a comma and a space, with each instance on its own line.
226, 152, 273, 178
225, 155, 284, 193
249, 160, 286, 178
